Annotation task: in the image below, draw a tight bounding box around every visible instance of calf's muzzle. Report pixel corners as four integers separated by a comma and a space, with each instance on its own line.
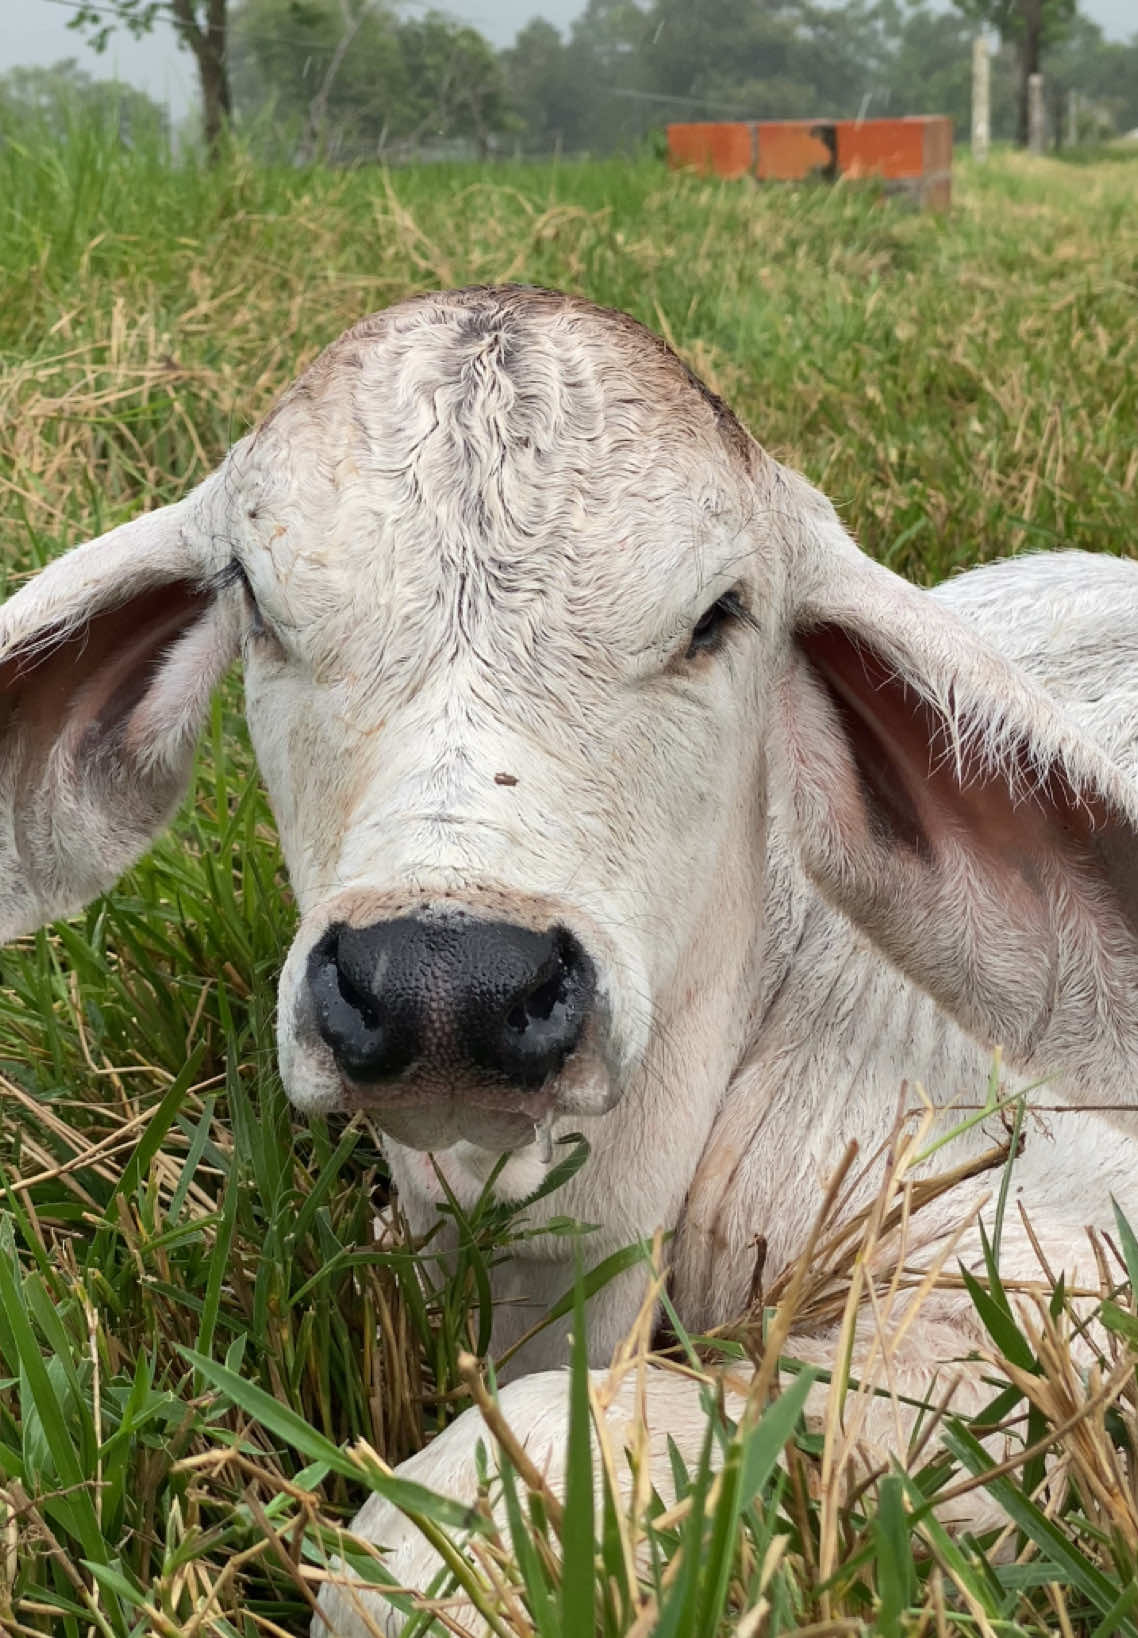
307, 912, 596, 1089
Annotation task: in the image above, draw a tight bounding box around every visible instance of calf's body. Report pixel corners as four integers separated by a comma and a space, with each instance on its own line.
2, 287, 1137, 1631
322, 550, 1138, 1637
386, 549, 1138, 1370
320, 550, 1138, 1637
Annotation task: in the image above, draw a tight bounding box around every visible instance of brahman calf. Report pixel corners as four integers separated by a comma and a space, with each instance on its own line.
3, 288, 1138, 1632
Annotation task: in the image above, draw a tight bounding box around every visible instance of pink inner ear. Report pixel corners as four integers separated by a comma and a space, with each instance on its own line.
797, 621, 1112, 878
0, 581, 213, 762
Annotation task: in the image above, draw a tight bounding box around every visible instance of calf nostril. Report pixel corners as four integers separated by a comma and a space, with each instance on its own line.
333, 958, 382, 1030
481, 928, 593, 1087
307, 924, 412, 1083
507, 957, 566, 1034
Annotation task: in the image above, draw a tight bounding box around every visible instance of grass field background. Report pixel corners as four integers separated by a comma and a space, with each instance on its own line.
1, 129, 1137, 1635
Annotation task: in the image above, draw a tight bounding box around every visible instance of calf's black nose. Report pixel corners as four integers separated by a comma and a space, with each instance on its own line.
307, 914, 595, 1087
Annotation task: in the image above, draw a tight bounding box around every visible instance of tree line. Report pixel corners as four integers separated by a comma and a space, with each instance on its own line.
6, 0, 1137, 162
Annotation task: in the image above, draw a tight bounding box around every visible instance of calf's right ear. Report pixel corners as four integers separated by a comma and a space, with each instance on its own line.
0, 496, 241, 941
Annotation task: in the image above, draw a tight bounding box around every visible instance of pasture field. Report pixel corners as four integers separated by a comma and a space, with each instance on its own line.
1, 127, 1138, 1636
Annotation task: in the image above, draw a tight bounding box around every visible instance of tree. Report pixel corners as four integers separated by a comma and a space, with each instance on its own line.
948, 0, 1076, 145
558, 0, 812, 150
880, 6, 988, 136
1046, 15, 1138, 140
297, 0, 390, 161
0, 59, 168, 144
67, 0, 232, 157
777, 0, 893, 115
500, 0, 1096, 158
561, 0, 911, 140
397, 13, 513, 157
230, 0, 512, 159
230, 0, 409, 159
502, 21, 576, 153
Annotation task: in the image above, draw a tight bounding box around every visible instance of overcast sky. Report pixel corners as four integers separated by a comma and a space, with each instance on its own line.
3, 0, 1134, 125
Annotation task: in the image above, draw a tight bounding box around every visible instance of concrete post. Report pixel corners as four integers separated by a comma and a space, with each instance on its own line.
1028, 72, 1045, 154
1066, 88, 1079, 148
971, 36, 990, 162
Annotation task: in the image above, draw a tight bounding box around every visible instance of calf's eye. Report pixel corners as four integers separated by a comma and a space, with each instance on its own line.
686, 591, 744, 660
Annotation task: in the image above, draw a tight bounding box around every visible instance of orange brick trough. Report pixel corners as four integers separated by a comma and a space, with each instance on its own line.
667, 116, 953, 209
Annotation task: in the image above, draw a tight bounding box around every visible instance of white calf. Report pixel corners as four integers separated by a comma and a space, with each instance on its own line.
2, 288, 1138, 1630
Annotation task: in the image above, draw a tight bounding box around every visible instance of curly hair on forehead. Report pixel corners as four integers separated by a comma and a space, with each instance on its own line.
274, 283, 756, 471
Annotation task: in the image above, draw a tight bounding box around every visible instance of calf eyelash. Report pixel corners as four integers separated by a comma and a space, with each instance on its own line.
219, 558, 268, 639
685, 587, 752, 660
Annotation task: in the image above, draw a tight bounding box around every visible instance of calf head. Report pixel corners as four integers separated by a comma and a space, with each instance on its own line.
3, 286, 1138, 1155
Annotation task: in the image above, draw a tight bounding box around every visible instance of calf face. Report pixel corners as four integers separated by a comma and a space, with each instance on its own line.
4, 285, 1138, 1161
238, 289, 787, 1152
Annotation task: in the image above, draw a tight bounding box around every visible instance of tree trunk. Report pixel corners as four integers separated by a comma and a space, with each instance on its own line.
300, 0, 372, 165
1016, 0, 1044, 147
171, 0, 232, 161
197, 45, 231, 156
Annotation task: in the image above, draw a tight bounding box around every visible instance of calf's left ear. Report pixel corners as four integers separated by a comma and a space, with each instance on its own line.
777, 492, 1138, 1093
0, 495, 241, 941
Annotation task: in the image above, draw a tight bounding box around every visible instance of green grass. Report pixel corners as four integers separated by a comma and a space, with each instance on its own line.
0, 122, 1137, 1635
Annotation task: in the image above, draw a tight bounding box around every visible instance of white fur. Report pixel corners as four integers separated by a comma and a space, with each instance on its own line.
4, 289, 1138, 1634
